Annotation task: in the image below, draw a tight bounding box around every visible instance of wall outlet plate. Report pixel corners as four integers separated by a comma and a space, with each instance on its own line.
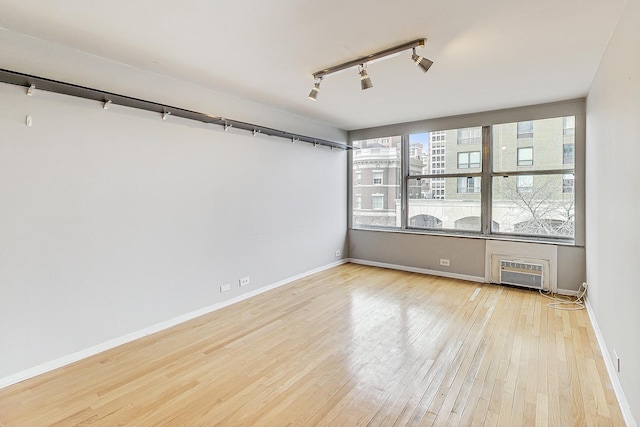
220, 283, 231, 293
239, 276, 250, 287
335, 250, 341, 257
440, 259, 450, 267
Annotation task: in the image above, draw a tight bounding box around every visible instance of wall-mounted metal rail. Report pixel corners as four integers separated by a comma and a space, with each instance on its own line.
0, 68, 351, 150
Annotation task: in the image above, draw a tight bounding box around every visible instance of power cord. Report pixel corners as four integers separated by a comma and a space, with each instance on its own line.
539, 282, 587, 311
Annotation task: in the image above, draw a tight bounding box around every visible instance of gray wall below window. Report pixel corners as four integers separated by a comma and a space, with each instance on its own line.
349, 229, 585, 292
349, 230, 486, 278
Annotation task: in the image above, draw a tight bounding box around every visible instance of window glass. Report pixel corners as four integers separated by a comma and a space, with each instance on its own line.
492, 174, 574, 238
517, 121, 533, 138
352, 137, 402, 228
408, 178, 481, 232
493, 117, 574, 172
458, 151, 481, 169
563, 143, 574, 165
457, 127, 482, 145
517, 147, 534, 166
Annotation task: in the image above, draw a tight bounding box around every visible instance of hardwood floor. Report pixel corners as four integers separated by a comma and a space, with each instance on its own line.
0, 263, 625, 426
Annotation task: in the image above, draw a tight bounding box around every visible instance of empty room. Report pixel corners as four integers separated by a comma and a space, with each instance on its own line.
0, 0, 638, 426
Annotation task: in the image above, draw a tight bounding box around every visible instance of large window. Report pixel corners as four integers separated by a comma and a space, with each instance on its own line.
352, 115, 578, 241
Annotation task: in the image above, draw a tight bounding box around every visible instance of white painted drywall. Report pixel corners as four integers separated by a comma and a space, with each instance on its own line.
0, 81, 347, 380
586, 0, 640, 422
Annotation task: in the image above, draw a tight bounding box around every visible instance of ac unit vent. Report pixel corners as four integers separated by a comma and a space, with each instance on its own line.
499, 260, 544, 290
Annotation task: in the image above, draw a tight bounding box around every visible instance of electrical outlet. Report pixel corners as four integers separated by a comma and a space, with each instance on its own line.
220, 283, 231, 293
335, 250, 341, 257
614, 349, 621, 373
239, 276, 250, 287
440, 259, 450, 267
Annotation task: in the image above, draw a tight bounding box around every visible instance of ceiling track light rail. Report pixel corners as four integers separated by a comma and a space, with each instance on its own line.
0, 68, 351, 150
308, 37, 432, 100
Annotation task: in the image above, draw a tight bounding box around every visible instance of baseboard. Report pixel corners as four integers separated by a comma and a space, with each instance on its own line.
585, 297, 637, 427
0, 259, 348, 390
348, 258, 485, 283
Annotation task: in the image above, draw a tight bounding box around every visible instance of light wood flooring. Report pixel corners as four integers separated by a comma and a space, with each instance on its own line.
0, 263, 625, 426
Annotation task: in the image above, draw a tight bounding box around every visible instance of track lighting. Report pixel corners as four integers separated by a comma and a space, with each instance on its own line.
359, 64, 373, 90
308, 77, 322, 101
412, 48, 433, 73
308, 37, 432, 99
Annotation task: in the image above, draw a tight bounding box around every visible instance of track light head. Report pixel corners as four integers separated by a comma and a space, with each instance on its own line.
308, 78, 322, 101
412, 48, 433, 73
359, 64, 373, 90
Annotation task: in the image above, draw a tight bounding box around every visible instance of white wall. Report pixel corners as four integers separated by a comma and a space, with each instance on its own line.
586, 0, 640, 423
0, 81, 347, 380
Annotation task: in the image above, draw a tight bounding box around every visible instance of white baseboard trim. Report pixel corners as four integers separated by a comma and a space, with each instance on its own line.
0, 259, 348, 390
348, 258, 485, 283
585, 297, 637, 427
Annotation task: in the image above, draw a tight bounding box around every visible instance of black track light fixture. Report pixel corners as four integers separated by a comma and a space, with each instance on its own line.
412, 48, 434, 73
359, 64, 373, 90
308, 77, 322, 101
308, 37, 432, 100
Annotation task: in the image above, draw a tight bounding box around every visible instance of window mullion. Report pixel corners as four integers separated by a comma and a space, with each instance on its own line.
401, 135, 409, 229
481, 125, 492, 235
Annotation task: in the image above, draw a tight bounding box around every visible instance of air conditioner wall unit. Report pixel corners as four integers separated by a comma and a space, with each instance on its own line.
486, 241, 557, 293
499, 259, 545, 290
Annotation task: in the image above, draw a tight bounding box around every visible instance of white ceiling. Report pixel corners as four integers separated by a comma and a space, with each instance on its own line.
0, 0, 627, 131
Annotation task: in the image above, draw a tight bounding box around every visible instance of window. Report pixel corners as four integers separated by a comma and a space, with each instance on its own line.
457, 127, 481, 145
457, 151, 481, 169
457, 177, 480, 193
517, 147, 533, 166
352, 115, 577, 241
372, 194, 384, 210
563, 143, 574, 165
355, 195, 362, 209
492, 117, 575, 238
563, 116, 575, 136
517, 121, 533, 138
563, 174, 574, 193
516, 175, 533, 193
351, 137, 402, 228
